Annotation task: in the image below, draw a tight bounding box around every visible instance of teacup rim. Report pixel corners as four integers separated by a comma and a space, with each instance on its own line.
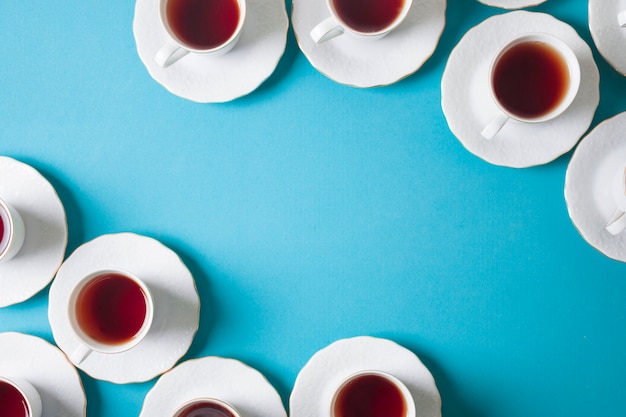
329, 369, 416, 417
487, 31, 581, 124
67, 267, 155, 355
172, 397, 241, 417
157, 0, 247, 54
0, 376, 38, 416
325, 0, 414, 37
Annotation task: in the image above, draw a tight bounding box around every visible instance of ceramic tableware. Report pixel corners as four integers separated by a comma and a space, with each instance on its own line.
310, 0, 413, 43
49, 233, 199, 383
0, 157, 67, 308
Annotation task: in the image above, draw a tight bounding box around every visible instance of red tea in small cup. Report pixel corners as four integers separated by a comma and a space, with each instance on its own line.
0, 198, 25, 263
0, 379, 30, 417
166, 0, 241, 50
332, 0, 405, 33
0, 377, 41, 417
74, 272, 149, 345
331, 372, 412, 417
492, 40, 570, 120
174, 399, 240, 417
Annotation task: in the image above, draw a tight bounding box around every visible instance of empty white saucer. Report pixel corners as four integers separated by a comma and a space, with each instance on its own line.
290, 336, 441, 417
292, 0, 446, 87
140, 357, 287, 417
48, 233, 200, 383
476, 0, 547, 9
441, 11, 599, 168
589, 0, 626, 75
0, 156, 67, 308
565, 112, 626, 262
0, 332, 85, 417
133, 0, 288, 103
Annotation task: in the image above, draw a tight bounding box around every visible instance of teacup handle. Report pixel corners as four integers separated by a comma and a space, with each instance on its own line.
155, 41, 190, 68
310, 17, 344, 44
618, 10, 626, 28
69, 343, 93, 365
481, 112, 510, 140
605, 208, 626, 235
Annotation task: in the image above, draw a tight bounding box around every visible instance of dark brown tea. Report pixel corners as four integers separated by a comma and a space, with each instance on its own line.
0, 380, 30, 417
492, 40, 570, 119
176, 401, 237, 417
332, 0, 404, 33
166, 0, 240, 50
75, 273, 148, 345
334, 374, 406, 417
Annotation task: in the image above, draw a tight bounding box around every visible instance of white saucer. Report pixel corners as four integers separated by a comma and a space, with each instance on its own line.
476, 0, 547, 9
289, 336, 441, 417
48, 233, 200, 383
292, 0, 446, 87
133, 0, 288, 103
0, 157, 67, 308
140, 357, 287, 417
441, 11, 600, 168
0, 332, 85, 417
589, 0, 626, 76
565, 112, 626, 262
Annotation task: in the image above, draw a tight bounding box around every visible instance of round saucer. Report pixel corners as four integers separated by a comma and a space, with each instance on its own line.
565, 112, 626, 262
476, 0, 547, 9
589, 0, 626, 76
292, 0, 446, 87
48, 233, 200, 383
289, 336, 441, 417
140, 357, 287, 417
0, 157, 67, 308
133, 0, 288, 103
441, 11, 599, 168
0, 332, 85, 417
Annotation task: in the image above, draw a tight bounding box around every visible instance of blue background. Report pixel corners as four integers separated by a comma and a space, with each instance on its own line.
2, 0, 626, 416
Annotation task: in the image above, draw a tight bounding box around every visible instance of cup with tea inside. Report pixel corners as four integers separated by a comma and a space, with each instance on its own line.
155, 0, 246, 68
605, 166, 626, 235
0, 376, 43, 417
67, 268, 154, 365
172, 397, 241, 417
480, 33, 581, 140
0, 197, 25, 264
330, 370, 415, 417
310, 0, 413, 44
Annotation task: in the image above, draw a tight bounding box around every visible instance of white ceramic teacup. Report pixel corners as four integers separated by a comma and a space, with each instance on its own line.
0, 197, 25, 264
67, 268, 154, 365
618, 10, 626, 27
330, 370, 415, 417
155, 0, 246, 68
0, 376, 43, 417
310, 0, 413, 44
172, 398, 241, 417
481, 33, 581, 140
605, 166, 626, 235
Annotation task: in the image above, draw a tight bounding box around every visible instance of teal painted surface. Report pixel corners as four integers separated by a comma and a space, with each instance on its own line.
1, 0, 625, 416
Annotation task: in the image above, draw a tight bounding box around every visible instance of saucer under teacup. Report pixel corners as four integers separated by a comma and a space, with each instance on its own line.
140, 357, 287, 417
0, 332, 85, 417
291, 0, 446, 87
476, 0, 547, 9
589, 0, 626, 76
289, 336, 441, 417
0, 156, 67, 308
133, 0, 288, 103
441, 11, 599, 168
49, 233, 200, 383
565, 112, 626, 263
